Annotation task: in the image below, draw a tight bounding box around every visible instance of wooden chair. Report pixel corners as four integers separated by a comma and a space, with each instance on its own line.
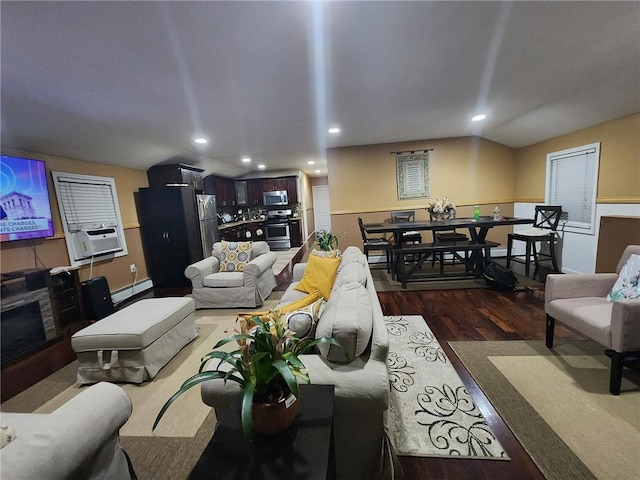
507, 205, 562, 275
390, 211, 422, 264
429, 212, 469, 270
357, 217, 392, 272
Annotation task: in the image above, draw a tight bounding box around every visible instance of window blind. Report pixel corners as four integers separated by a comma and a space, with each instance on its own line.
546, 143, 599, 234
55, 176, 119, 231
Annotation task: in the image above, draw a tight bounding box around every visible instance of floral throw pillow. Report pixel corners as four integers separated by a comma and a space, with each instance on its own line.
607, 254, 640, 302
311, 248, 342, 259
219, 241, 253, 272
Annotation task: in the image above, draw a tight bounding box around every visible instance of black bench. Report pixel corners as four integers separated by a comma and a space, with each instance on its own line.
394, 241, 500, 288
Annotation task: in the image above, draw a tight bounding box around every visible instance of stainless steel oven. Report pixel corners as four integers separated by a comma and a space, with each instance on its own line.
265, 209, 292, 250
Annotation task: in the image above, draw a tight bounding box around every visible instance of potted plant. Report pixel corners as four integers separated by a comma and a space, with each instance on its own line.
316, 230, 339, 251
153, 314, 342, 437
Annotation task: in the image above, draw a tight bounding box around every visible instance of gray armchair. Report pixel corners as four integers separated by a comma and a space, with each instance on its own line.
0, 382, 134, 480
545, 245, 640, 394
184, 241, 277, 309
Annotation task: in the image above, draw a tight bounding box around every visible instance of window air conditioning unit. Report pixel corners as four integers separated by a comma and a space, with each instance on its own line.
73, 228, 123, 259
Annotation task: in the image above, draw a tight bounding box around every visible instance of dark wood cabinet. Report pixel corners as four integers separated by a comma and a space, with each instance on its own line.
147, 164, 204, 192
286, 176, 298, 204
47, 269, 86, 335
261, 177, 288, 192
137, 187, 203, 287
247, 179, 262, 206
289, 219, 302, 247
204, 175, 236, 208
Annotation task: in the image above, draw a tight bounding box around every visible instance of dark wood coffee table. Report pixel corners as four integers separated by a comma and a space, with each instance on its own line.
188, 384, 335, 480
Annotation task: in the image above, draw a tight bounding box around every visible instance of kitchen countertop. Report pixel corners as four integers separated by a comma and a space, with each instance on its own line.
218, 219, 264, 230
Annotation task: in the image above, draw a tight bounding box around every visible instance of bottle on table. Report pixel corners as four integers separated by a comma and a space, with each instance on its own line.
474, 205, 480, 220
493, 207, 501, 221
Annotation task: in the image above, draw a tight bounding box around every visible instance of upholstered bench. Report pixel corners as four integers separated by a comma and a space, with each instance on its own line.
71, 297, 197, 384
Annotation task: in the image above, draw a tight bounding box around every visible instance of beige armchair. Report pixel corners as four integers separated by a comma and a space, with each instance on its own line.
184, 241, 277, 309
545, 245, 640, 394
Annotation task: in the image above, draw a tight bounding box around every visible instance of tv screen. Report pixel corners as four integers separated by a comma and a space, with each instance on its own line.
0, 155, 55, 242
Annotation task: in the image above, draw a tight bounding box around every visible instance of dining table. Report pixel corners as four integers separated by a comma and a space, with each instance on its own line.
363, 216, 534, 285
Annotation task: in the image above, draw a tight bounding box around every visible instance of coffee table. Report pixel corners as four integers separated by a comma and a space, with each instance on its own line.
188, 384, 335, 480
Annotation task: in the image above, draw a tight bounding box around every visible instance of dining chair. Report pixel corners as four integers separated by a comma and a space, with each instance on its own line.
428, 212, 469, 270
357, 217, 392, 272
506, 205, 563, 275
390, 211, 422, 245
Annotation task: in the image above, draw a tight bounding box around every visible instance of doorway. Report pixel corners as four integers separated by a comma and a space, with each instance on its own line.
312, 185, 331, 233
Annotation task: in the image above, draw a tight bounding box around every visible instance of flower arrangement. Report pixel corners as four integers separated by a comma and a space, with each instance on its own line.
427, 196, 457, 219
153, 313, 341, 437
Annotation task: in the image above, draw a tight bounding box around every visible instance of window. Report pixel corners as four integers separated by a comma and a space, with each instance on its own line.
545, 143, 600, 235
52, 172, 128, 265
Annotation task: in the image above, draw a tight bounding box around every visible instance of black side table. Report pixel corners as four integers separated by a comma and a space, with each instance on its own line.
189, 384, 335, 480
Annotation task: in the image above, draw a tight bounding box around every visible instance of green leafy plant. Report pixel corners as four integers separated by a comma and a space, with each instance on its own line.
153, 314, 342, 437
316, 230, 339, 251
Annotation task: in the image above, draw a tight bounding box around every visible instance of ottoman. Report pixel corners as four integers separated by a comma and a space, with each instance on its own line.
71, 297, 197, 384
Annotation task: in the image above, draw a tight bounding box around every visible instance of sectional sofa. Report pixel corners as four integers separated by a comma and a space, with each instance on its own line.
200, 246, 391, 480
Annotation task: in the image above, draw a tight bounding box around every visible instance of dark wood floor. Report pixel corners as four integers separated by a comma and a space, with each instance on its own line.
5, 239, 582, 479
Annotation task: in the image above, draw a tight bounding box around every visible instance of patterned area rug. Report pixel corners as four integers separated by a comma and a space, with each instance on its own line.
383, 315, 508, 460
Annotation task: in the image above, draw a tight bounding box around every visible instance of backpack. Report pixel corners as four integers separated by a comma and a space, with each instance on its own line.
483, 261, 518, 291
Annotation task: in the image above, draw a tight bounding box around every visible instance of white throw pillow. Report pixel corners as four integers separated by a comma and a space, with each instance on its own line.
315, 282, 373, 363
0, 422, 17, 449
607, 254, 640, 302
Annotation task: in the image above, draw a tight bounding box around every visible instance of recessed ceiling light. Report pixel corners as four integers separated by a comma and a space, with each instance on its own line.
315, 169, 321, 173
193, 137, 208, 144
258, 164, 266, 170
241, 156, 251, 163
471, 114, 487, 122
328, 127, 340, 134
308, 160, 315, 165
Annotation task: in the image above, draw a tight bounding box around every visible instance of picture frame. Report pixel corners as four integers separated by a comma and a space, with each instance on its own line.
396, 153, 430, 200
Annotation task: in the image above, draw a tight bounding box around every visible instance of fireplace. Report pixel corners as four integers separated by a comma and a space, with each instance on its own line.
1, 301, 47, 362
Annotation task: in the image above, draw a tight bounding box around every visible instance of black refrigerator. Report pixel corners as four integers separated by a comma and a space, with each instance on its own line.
137, 187, 211, 288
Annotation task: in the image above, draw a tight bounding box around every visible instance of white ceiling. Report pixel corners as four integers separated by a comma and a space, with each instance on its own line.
1, 1, 639, 178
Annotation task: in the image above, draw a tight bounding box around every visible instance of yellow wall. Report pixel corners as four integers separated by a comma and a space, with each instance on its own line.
514, 113, 640, 203
327, 137, 516, 249
0, 148, 149, 291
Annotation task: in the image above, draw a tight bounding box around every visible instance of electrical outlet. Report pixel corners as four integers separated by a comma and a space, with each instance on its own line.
130, 264, 136, 273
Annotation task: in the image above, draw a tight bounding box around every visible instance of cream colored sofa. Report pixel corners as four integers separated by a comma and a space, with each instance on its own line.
545, 244, 640, 394
185, 241, 277, 309
200, 246, 390, 480
0, 382, 134, 480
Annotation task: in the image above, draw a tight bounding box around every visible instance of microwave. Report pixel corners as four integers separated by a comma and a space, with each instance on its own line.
263, 190, 288, 206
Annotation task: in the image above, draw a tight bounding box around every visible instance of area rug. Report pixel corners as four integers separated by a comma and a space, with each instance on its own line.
0, 296, 283, 479
371, 266, 542, 292
272, 246, 302, 275
383, 315, 508, 459
450, 340, 640, 480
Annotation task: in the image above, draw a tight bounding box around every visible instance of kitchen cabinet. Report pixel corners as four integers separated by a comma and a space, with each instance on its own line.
289, 218, 303, 247
147, 164, 204, 192
286, 176, 298, 204
204, 175, 236, 208
137, 187, 203, 287
261, 177, 288, 192
235, 181, 248, 206
247, 179, 262, 206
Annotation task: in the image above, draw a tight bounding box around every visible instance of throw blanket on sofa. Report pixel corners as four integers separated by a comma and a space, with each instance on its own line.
383, 315, 508, 459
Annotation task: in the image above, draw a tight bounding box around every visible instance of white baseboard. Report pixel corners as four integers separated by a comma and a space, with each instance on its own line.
111, 278, 154, 305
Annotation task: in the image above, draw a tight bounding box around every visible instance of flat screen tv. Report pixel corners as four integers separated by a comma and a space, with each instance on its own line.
0, 155, 55, 242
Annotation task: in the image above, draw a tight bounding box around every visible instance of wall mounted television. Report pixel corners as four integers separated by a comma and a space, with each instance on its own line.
0, 155, 55, 242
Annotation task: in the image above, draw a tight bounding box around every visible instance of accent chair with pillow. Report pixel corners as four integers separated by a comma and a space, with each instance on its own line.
545, 244, 640, 394
200, 246, 390, 480
184, 241, 278, 309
